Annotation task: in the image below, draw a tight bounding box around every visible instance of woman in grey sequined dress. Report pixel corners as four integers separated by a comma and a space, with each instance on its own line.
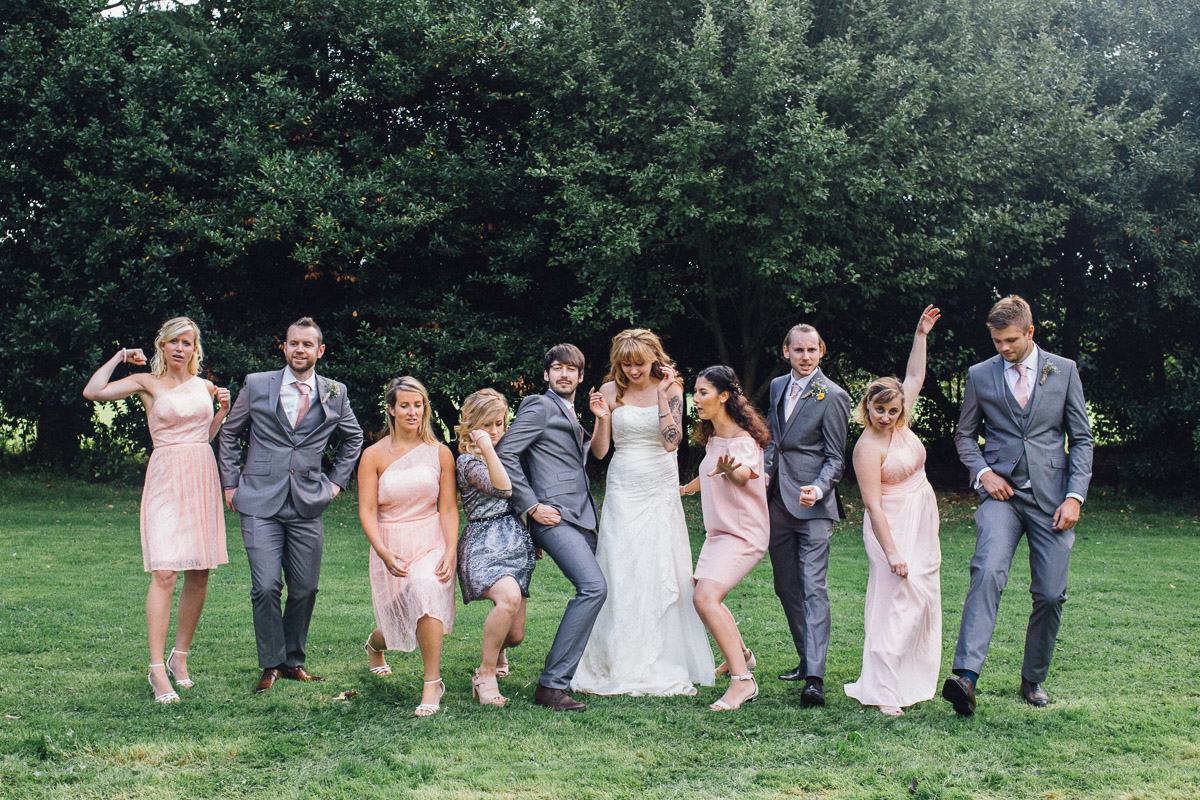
455, 389, 536, 706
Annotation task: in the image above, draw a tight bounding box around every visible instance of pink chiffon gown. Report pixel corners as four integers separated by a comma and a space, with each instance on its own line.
844, 425, 941, 709
368, 443, 455, 652
694, 435, 769, 588
140, 376, 227, 572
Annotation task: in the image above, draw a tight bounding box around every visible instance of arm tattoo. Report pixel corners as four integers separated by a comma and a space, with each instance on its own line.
661, 395, 684, 447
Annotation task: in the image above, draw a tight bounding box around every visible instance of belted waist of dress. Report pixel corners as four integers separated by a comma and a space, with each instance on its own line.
881, 470, 929, 494
153, 441, 211, 449
379, 511, 440, 524
471, 511, 514, 524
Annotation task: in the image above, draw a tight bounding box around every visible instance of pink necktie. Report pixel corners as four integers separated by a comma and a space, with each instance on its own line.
785, 381, 802, 420
1013, 363, 1029, 409
295, 382, 311, 426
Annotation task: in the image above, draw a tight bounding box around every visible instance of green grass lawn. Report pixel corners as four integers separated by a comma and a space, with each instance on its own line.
0, 473, 1197, 799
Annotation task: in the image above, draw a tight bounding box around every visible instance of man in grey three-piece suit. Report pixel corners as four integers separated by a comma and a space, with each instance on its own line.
218, 317, 363, 694
943, 295, 1093, 715
496, 343, 605, 711
764, 324, 851, 708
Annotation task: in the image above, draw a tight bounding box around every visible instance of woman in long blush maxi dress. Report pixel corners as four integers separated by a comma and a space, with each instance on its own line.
844, 305, 942, 716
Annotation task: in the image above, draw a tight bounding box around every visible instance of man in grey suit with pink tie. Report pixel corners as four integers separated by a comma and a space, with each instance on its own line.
943, 295, 1093, 715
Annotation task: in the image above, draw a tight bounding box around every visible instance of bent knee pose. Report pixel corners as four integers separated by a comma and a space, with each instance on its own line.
682, 366, 771, 712
944, 295, 1093, 715
83, 317, 231, 704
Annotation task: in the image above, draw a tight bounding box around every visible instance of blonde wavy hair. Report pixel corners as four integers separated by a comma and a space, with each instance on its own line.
383, 376, 437, 444
604, 328, 682, 402
853, 377, 907, 429
150, 316, 203, 377
455, 389, 509, 455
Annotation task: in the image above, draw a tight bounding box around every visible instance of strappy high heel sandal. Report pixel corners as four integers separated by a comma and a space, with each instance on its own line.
472, 670, 507, 706
414, 678, 445, 717
879, 705, 905, 717
714, 648, 756, 677
148, 664, 180, 704
495, 648, 510, 678
364, 637, 392, 676
166, 648, 194, 688
709, 673, 759, 711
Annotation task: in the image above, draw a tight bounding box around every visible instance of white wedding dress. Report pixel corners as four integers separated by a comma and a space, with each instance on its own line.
571, 404, 715, 696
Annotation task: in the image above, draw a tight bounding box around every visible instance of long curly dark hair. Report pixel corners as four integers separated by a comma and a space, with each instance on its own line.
693, 365, 771, 449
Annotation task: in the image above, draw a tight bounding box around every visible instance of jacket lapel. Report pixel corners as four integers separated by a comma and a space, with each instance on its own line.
270, 369, 293, 438
546, 391, 585, 457
769, 376, 785, 434
1025, 349, 1049, 426
781, 368, 819, 441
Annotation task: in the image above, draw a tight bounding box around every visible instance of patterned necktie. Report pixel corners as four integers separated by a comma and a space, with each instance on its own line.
295, 382, 311, 427
785, 380, 802, 420
1013, 363, 1029, 409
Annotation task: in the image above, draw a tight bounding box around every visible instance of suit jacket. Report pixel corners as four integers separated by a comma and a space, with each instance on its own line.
496, 391, 598, 534
218, 368, 363, 519
763, 367, 851, 521
954, 349, 1093, 516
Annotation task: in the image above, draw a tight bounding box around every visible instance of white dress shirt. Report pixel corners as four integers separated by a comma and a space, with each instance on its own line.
280, 369, 317, 428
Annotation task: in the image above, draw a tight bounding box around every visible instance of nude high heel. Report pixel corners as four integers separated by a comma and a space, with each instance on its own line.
472, 670, 508, 707
415, 678, 445, 717
148, 664, 180, 704
714, 648, 756, 677
495, 648, 510, 678
709, 673, 759, 711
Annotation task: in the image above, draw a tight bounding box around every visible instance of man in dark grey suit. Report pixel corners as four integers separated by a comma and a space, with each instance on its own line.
764, 324, 851, 707
943, 295, 1093, 715
496, 343, 604, 711
218, 317, 363, 694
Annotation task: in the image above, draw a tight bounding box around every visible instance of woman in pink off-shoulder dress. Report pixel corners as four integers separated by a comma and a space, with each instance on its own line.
358, 376, 458, 717
844, 305, 942, 717
680, 365, 772, 712
83, 317, 230, 704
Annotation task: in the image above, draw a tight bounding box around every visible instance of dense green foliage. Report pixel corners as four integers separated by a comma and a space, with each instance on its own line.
1, 0, 1197, 482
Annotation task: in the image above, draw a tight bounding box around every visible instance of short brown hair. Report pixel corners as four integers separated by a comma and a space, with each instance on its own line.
853, 377, 907, 429
288, 316, 323, 345
986, 295, 1033, 332
783, 323, 826, 356
543, 343, 585, 373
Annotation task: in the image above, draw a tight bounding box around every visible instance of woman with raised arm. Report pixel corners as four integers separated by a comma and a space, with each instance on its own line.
844, 305, 942, 716
572, 329, 714, 696
453, 389, 536, 707
82, 317, 230, 704
680, 365, 771, 711
359, 376, 458, 717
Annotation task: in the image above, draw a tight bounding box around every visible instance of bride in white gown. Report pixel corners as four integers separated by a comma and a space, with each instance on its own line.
571, 329, 715, 696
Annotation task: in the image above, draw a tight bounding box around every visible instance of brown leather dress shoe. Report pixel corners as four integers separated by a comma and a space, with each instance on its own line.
254, 668, 282, 694
280, 665, 325, 682
942, 675, 976, 716
1021, 678, 1050, 707
533, 685, 586, 711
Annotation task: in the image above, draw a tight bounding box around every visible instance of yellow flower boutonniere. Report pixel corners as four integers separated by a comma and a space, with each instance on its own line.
805, 379, 829, 401
1039, 362, 1058, 386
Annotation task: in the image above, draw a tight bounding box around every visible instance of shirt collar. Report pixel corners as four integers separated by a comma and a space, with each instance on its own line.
1010, 344, 1039, 374
285, 369, 317, 390
789, 370, 816, 392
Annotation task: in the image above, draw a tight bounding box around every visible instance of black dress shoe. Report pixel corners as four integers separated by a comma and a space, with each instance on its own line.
1021, 678, 1050, 707
942, 675, 976, 716
778, 665, 806, 681
533, 685, 586, 711
799, 677, 825, 707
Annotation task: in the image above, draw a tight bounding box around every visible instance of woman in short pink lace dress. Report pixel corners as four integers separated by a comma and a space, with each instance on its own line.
83, 317, 230, 704
844, 305, 942, 716
359, 377, 458, 716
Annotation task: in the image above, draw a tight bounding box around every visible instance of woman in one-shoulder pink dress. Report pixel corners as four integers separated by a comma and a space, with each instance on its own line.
844, 305, 942, 716
359, 377, 458, 717
84, 317, 230, 704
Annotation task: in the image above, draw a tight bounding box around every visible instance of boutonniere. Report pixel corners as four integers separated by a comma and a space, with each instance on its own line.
803, 379, 828, 401
1039, 362, 1057, 386
321, 382, 340, 403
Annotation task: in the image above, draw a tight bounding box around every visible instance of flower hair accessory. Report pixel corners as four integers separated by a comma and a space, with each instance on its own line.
1039, 362, 1058, 386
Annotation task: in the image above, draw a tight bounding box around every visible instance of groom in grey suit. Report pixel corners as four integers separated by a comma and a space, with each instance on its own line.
764, 324, 851, 707
943, 295, 1093, 715
218, 317, 363, 694
497, 343, 604, 711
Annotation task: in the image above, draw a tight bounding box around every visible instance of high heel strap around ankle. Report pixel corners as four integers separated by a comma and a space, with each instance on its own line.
166, 648, 194, 688
148, 664, 180, 704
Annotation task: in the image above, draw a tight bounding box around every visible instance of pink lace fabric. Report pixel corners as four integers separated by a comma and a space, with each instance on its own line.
844, 425, 941, 708
369, 442, 455, 652
139, 377, 228, 572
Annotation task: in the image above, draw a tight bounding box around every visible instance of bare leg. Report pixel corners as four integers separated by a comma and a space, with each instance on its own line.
505, 598, 527, 649
146, 570, 178, 697
479, 578, 522, 677
694, 578, 757, 708
415, 615, 445, 708
167, 569, 210, 683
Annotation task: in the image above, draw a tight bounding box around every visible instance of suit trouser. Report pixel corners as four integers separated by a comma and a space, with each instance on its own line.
242, 495, 324, 669
952, 489, 1074, 683
768, 493, 833, 679
532, 521, 607, 690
